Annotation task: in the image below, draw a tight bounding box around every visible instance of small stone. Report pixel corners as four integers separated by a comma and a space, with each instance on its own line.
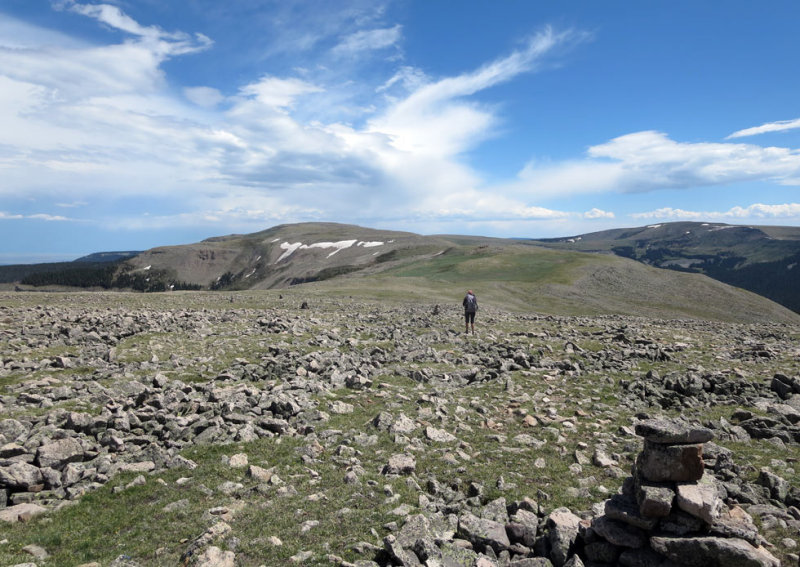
0, 503, 47, 523
228, 453, 248, 468
383, 454, 416, 475
22, 544, 49, 560
425, 426, 456, 443
300, 520, 319, 533
195, 546, 234, 567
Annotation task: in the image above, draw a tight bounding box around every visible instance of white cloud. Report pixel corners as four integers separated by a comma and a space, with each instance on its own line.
332, 25, 402, 56
184, 87, 225, 108
584, 208, 615, 219
0, 8, 588, 235
631, 203, 800, 221
237, 76, 322, 110
515, 131, 800, 197
727, 118, 800, 139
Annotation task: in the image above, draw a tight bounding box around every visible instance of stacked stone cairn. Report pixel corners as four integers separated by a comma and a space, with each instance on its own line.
581, 418, 781, 567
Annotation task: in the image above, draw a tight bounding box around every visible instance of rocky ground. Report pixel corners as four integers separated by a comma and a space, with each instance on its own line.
0, 291, 799, 567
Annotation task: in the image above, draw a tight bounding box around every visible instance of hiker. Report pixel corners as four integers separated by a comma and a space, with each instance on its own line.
463, 289, 478, 334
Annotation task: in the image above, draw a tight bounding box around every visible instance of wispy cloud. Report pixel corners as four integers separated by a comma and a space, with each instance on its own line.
59, 1, 213, 55
631, 203, 800, 220
0, 211, 74, 221
332, 25, 402, 57
727, 118, 800, 139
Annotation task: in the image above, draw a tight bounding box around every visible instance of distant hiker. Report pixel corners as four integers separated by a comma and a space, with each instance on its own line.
463, 290, 478, 334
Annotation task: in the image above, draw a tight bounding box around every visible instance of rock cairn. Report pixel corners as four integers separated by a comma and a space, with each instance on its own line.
582, 418, 780, 567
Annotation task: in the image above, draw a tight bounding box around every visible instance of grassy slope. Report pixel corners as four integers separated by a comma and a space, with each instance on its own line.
298, 244, 800, 324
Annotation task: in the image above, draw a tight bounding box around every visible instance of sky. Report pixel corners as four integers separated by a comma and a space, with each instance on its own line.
2, 1, 800, 263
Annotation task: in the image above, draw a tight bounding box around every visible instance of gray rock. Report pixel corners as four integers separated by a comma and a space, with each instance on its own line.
426, 426, 457, 443
0, 502, 47, 523
546, 507, 581, 567
676, 474, 722, 524
384, 453, 416, 475
507, 508, 539, 547
384, 534, 422, 567
605, 493, 658, 530
36, 437, 84, 470
0, 461, 44, 490
635, 419, 714, 444
618, 547, 671, 567
457, 512, 511, 552
637, 441, 704, 482
649, 536, 780, 567
635, 478, 674, 518
756, 468, 789, 502
591, 515, 645, 548
22, 544, 49, 560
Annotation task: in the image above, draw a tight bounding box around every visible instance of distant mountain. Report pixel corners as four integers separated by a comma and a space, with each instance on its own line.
531, 221, 800, 313
73, 251, 142, 263
4, 222, 799, 324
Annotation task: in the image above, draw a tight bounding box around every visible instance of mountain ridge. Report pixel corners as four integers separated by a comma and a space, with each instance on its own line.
3, 221, 799, 324
530, 221, 800, 313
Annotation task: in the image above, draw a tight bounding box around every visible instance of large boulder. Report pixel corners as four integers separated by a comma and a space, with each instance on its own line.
0, 462, 43, 490
35, 437, 84, 470
649, 536, 780, 567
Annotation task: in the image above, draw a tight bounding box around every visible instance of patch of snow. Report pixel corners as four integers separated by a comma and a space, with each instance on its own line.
685, 231, 691, 234
701, 223, 709, 226
788, 263, 797, 271
358, 241, 384, 248
143, 265, 151, 271
306, 240, 358, 257
244, 268, 256, 279
270, 238, 280, 243
277, 241, 303, 262
255, 256, 261, 262
275, 239, 359, 262
646, 224, 662, 229
388, 239, 395, 243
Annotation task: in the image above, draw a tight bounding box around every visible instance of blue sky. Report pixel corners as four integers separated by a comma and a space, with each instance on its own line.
1, 1, 800, 263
